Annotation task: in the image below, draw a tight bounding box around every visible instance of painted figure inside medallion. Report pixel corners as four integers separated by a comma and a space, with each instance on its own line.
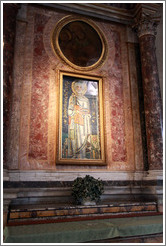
62, 76, 101, 160
58, 21, 102, 67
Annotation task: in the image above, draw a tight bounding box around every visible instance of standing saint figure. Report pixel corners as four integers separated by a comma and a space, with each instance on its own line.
68, 80, 91, 158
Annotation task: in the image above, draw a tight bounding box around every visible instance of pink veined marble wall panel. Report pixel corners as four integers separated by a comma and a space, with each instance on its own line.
18, 7, 57, 169
28, 13, 50, 160
108, 31, 127, 162
15, 6, 136, 170
96, 22, 134, 170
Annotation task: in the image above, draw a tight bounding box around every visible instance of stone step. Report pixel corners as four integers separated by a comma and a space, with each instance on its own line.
8, 201, 158, 225
5, 215, 163, 243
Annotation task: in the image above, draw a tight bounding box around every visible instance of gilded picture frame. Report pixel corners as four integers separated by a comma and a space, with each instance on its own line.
57, 71, 106, 165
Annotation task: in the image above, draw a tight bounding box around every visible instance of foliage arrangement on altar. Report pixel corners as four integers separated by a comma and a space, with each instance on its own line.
71, 175, 104, 205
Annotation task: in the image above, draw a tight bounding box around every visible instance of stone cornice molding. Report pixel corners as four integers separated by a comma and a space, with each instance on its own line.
29, 3, 162, 26
132, 3, 161, 19
31, 3, 132, 25
3, 3, 20, 10
7, 170, 163, 182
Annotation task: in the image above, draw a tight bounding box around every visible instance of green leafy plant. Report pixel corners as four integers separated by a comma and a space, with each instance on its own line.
71, 175, 104, 205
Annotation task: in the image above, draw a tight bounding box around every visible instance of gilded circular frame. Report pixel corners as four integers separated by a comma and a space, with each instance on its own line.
51, 16, 107, 71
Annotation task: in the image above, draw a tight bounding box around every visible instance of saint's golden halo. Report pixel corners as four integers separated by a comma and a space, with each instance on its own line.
71, 80, 87, 95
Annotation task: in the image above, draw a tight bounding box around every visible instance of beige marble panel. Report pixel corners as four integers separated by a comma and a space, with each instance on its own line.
127, 43, 144, 171
7, 20, 27, 169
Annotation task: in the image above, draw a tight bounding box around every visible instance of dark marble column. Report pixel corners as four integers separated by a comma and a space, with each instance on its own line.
135, 15, 163, 170
3, 3, 20, 168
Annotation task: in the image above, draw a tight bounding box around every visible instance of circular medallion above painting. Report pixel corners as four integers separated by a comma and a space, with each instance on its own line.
52, 16, 107, 71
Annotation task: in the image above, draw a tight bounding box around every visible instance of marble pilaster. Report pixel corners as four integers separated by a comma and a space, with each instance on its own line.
134, 15, 163, 170
3, 3, 20, 167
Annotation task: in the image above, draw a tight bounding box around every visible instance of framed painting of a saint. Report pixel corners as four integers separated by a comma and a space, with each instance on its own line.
57, 71, 105, 165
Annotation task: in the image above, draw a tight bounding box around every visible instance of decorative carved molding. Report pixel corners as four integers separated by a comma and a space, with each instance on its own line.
133, 14, 159, 37
29, 3, 162, 26
3, 3, 20, 8
132, 4, 161, 37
